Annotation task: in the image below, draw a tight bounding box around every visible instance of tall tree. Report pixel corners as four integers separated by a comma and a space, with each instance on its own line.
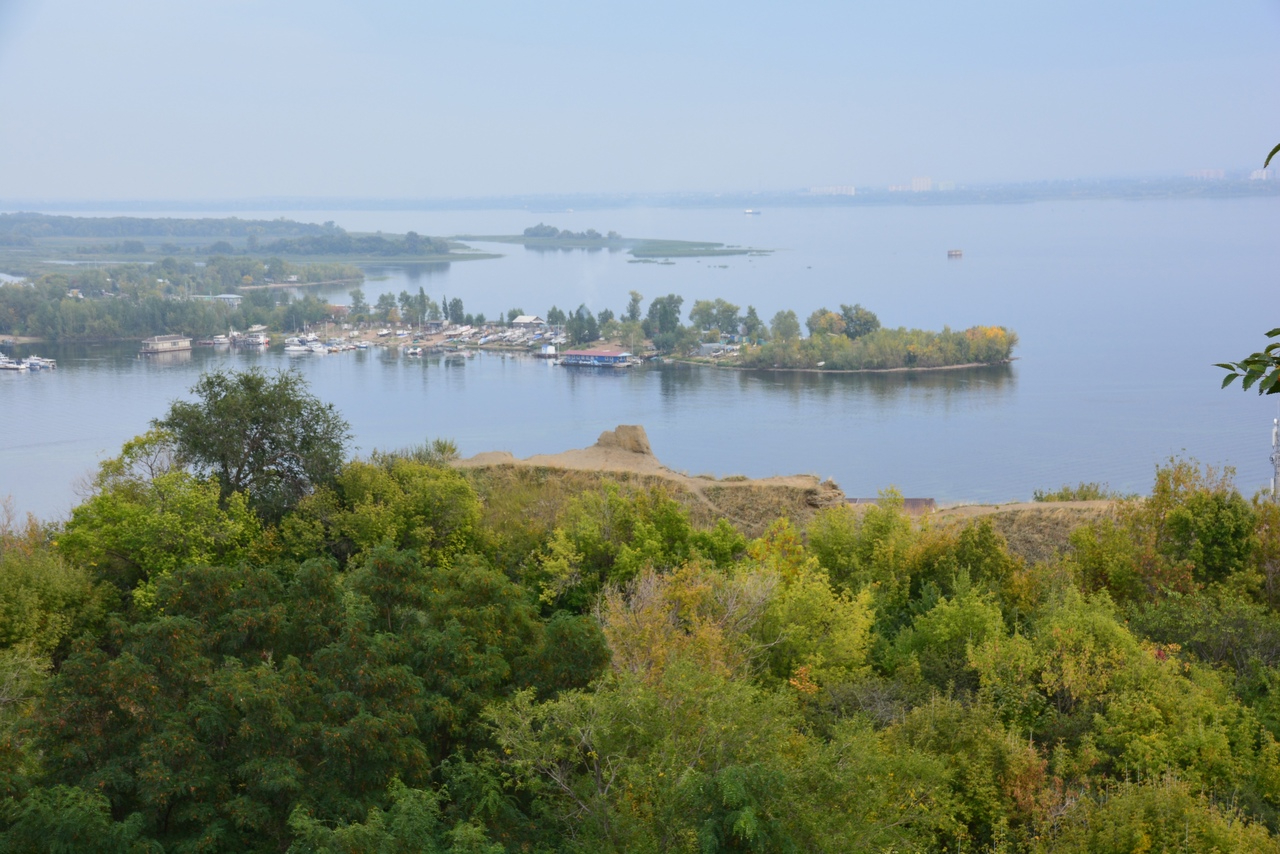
770, 310, 801, 343
153, 369, 350, 522
840, 304, 880, 340
348, 288, 368, 320
646, 294, 684, 336
625, 290, 643, 324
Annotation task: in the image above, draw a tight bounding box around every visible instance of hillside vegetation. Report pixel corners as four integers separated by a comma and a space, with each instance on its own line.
2, 375, 1279, 852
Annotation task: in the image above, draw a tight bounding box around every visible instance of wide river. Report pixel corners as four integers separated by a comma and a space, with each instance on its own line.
2, 199, 1278, 521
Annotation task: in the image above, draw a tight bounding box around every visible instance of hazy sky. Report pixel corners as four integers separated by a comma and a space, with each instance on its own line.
1, 0, 1277, 200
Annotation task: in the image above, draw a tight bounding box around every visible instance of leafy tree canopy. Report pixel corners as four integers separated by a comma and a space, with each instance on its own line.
153, 369, 350, 522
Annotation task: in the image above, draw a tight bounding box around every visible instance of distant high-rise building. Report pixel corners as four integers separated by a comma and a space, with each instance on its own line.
910, 176, 933, 192
808, 185, 856, 196
1187, 169, 1225, 180
1250, 168, 1271, 181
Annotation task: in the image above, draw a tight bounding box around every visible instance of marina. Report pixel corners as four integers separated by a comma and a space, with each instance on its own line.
2, 198, 1278, 521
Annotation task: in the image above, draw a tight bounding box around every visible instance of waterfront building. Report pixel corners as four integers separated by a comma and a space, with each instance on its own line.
559, 348, 631, 367
140, 334, 192, 354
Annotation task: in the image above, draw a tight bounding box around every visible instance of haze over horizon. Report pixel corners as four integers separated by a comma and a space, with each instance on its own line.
1, 0, 1277, 202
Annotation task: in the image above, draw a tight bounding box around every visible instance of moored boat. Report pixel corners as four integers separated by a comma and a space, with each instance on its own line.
141, 335, 193, 354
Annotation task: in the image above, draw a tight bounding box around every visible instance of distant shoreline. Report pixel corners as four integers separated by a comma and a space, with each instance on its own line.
673, 357, 1017, 375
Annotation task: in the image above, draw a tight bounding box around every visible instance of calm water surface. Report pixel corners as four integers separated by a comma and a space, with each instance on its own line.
2, 199, 1277, 520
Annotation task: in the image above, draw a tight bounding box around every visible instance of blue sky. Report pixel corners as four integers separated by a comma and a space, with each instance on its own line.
1, 0, 1277, 199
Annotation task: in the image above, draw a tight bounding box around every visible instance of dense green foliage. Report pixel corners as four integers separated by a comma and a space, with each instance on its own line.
260, 230, 451, 258
153, 370, 351, 523
4, 375, 1280, 850
0, 213, 331, 242
740, 322, 1017, 370
586, 291, 1015, 369
1033, 481, 1130, 502
522, 224, 615, 241
0, 213, 453, 259
0, 259, 359, 340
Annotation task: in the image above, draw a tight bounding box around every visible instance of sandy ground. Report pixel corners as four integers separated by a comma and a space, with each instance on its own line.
457, 426, 1116, 524
456, 427, 821, 493
931, 499, 1114, 519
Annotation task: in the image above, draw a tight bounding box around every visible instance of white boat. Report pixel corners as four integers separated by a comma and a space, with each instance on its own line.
0, 357, 28, 371
241, 333, 270, 347
283, 344, 310, 354
405, 346, 423, 356
22, 355, 56, 370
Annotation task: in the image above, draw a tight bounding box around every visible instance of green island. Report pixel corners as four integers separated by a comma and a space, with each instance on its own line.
0, 212, 495, 277
0, 257, 361, 342
3, 367, 1280, 852
540, 296, 1016, 372
454, 222, 771, 258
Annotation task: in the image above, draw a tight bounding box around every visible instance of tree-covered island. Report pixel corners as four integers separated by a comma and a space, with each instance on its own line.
0, 215, 1011, 370
0, 257, 360, 342
454, 223, 771, 258
538, 293, 1016, 372
0, 213, 494, 276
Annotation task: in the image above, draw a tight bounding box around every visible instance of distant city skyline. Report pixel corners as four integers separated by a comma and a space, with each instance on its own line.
1, 0, 1277, 201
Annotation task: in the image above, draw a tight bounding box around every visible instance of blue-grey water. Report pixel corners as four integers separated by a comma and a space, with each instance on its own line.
2, 199, 1277, 521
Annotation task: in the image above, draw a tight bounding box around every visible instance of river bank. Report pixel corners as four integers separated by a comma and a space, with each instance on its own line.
673, 355, 1019, 375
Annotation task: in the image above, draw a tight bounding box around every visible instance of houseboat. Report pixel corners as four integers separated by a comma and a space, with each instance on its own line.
558, 348, 633, 368
140, 335, 192, 354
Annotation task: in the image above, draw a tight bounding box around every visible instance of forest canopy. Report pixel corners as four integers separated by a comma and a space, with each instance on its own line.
4, 375, 1275, 852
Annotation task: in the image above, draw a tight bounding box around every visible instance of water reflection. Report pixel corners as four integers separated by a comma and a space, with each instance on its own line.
650, 361, 1015, 404
365, 263, 451, 285
139, 350, 193, 366
731, 363, 1015, 402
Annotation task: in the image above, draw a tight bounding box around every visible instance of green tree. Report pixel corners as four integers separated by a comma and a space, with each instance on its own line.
624, 290, 643, 324
374, 292, 399, 323
688, 299, 717, 332
742, 305, 766, 340
714, 299, 741, 336
806, 308, 845, 337
645, 294, 684, 336
565, 304, 599, 345
770, 310, 801, 344
840, 303, 880, 340
546, 305, 566, 326
446, 298, 464, 325
348, 288, 368, 320
153, 369, 351, 522
58, 429, 260, 598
